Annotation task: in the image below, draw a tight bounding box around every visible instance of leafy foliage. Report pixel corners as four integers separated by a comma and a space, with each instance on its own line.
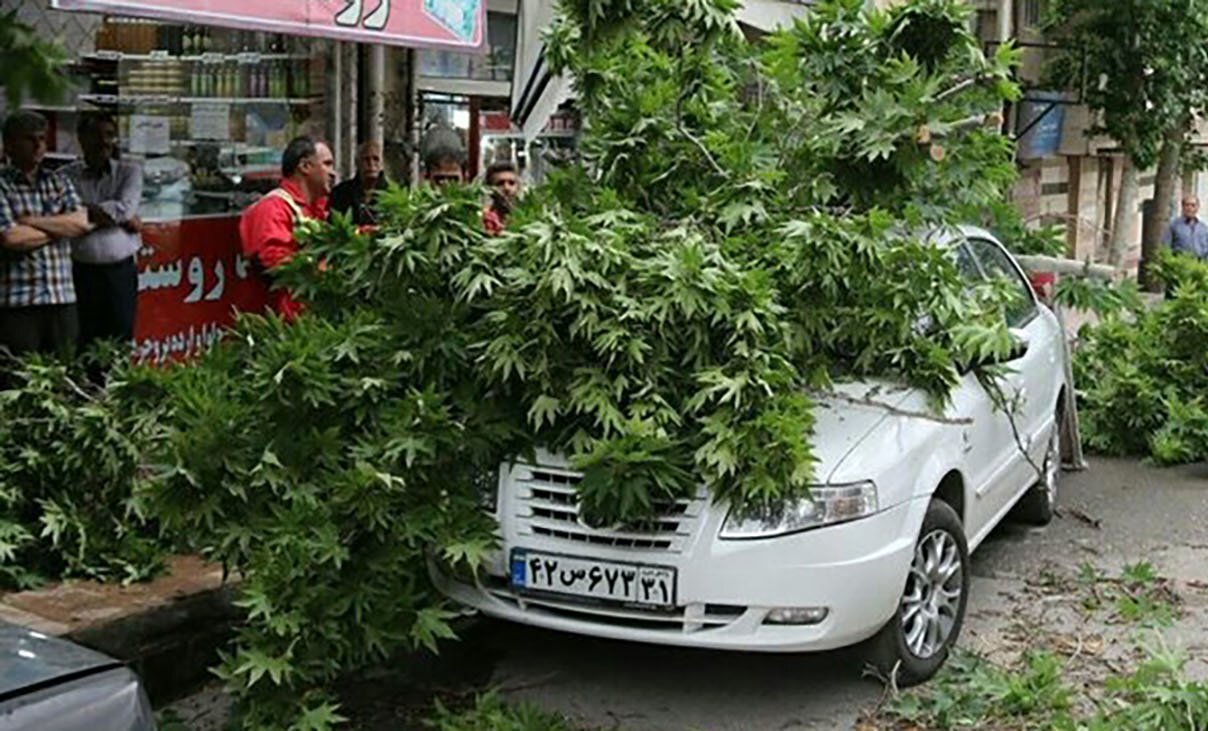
1076, 561, 1182, 628
1074, 253, 1208, 464
884, 650, 1075, 729
224, 0, 1026, 528
144, 308, 509, 730
1045, 0, 1208, 170
0, 10, 72, 108
426, 693, 587, 731
146, 1, 1032, 727
1054, 276, 1143, 319
878, 640, 1208, 731
0, 350, 164, 590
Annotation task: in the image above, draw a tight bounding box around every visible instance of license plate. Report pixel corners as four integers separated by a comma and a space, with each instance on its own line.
510, 550, 677, 607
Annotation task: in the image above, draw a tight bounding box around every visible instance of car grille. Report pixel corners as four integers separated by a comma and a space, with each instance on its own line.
512, 466, 706, 553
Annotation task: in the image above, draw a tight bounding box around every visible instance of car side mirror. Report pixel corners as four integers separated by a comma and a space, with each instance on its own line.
983, 330, 1030, 367
959, 330, 1029, 373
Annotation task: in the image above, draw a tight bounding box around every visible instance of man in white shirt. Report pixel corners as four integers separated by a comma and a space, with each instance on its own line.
62, 112, 143, 349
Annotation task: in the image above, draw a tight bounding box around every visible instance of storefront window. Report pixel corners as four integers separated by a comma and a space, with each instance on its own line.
3, 7, 333, 363
9, 13, 329, 221
419, 11, 516, 82
78, 19, 328, 220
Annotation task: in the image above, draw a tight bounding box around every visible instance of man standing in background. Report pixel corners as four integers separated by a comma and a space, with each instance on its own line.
421, 123, 466, 186
239, 136, 334, 320
483, 160, 520, 235
63, 111, 144, 349
0, 111, 90, 358
329, 140, 389, 226
1161, 195, 1208, 261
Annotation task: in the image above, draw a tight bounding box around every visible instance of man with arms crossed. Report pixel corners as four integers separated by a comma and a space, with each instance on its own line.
0, 111, 90, 358
62, 111, 144, 349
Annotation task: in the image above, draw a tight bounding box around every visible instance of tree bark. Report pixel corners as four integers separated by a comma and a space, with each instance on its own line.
1140, 125, 1185, 289
1109, 155, 1138, 269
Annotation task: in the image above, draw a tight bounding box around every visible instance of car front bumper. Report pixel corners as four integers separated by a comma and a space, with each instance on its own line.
433, 496, 929, 653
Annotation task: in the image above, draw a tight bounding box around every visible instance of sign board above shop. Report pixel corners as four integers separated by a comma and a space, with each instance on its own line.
50, 0, 486, 52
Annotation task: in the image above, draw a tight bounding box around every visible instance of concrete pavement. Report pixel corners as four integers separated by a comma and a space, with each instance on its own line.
163, 458, 1208, 729
488, 458, 1208, 730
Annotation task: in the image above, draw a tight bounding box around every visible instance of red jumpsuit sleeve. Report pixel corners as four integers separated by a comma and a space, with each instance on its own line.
239, 198, 297, 270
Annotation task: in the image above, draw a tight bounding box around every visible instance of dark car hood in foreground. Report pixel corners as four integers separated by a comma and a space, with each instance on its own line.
0, 621, 118, 698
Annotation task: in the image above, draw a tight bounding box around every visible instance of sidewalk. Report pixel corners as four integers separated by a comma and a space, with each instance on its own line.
0, 555, 239, 703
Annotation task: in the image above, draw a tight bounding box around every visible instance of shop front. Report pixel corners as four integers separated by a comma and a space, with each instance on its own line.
7, 0, 486, 362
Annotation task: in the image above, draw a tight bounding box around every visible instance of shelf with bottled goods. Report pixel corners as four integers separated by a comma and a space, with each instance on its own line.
78, 95, 320, 107
85, 51, 310, 62
78, 19, 320, 110
34, 17, 329, 220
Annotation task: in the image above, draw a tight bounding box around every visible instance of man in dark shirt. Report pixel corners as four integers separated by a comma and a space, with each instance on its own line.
329, 141, 388, 226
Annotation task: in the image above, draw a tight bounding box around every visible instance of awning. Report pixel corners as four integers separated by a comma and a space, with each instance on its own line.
509, 0, 571, 142
49, 0, 487, 52
509, 0, 810, 141
738, 0, 811, 32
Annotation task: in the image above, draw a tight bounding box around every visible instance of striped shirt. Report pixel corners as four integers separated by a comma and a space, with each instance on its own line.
0, 165, 81, 307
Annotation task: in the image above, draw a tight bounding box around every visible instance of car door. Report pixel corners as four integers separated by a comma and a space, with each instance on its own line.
950, 240, 1027, 539
965, 236, 1062, 520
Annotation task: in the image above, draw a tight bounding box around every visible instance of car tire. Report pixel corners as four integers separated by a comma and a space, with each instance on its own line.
1012, 407, 1062, 526
863, 499, 969, 687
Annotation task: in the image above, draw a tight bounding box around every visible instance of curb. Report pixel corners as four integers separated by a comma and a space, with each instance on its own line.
0, 555, 239, 704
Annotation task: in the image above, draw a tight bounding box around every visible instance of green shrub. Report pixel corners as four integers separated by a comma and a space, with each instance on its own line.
145, 0, 1030, 726
0, 350, 165, 589
427, 694, 587, 731
1074, 252, 1208, 464
146, 308, 510, 729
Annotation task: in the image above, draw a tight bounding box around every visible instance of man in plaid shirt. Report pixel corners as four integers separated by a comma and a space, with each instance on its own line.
0, 111, 91, 358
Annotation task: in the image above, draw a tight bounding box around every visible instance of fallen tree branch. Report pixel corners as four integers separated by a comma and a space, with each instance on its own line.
932, 74, 987, 104
813, 389, 973, 425
678, 121, 729, 179
1014, 255, 1118, 281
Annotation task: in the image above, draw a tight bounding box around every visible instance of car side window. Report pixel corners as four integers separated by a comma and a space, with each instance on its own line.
954, 243, 983, 284
966, 238, 1038, 328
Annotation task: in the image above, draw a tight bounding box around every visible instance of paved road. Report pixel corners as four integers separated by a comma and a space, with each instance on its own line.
167, 458, 1208, 730
487, 458, 1208, 730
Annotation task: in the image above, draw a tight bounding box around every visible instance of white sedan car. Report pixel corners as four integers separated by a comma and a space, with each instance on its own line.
435, 226, 1067, 685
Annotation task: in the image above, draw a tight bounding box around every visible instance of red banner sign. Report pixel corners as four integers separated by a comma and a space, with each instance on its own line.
51, 0, 485, 52
134, 215, 269, 364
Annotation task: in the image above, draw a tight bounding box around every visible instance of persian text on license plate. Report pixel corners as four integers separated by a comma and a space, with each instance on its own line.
510, 550, 677, 607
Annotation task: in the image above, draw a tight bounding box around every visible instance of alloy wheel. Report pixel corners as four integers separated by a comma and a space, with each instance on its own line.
900, 529, 964, 659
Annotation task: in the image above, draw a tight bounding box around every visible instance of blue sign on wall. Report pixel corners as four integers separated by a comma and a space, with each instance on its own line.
1018, 90, 1068, 160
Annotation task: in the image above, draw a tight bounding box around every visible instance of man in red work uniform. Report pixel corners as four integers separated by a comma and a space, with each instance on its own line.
239, 136, 335, 320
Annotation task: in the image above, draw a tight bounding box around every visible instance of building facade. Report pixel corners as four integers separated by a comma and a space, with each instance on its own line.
879, 0, 1208, 266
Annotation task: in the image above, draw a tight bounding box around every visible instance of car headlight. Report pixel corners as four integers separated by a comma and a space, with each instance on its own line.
719, 482, 879, 539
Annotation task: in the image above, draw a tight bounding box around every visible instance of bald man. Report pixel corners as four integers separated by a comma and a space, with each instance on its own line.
330, 140, 389, 226
1162, 195, 1208, 261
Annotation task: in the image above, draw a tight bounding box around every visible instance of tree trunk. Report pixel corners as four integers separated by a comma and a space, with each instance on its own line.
1140, 126, 1184, 289
1109, 156, 1138, 269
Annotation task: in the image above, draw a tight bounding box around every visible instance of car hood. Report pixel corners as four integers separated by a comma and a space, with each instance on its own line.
811, 380, 914, 483
0, 621, 119, 697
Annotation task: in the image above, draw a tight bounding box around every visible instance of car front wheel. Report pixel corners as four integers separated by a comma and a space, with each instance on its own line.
1012, 407, 1062, 525
863, 498, 969, 686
